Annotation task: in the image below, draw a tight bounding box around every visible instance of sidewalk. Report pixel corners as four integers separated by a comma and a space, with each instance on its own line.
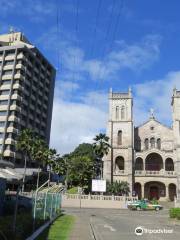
65, 209, 93, 240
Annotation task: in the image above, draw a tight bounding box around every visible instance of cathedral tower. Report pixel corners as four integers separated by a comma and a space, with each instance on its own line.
103, 88, 134, 193
172, 88, 180, 203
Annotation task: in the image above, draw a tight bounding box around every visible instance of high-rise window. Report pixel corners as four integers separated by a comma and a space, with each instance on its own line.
0, 111, 7, 116
121, 106, 125, 119
116, 106, 119, 119
0, 90, 10, 95
0, 122, 5, 127
157, 138, 161, 150
117, 130, 122, 145
150, 137, 155, 148
144, 138, 149, 150
0, 100, 8, 105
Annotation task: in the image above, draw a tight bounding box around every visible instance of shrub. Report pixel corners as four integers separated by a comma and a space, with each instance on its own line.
169, 208, 180, 219
176, 211, 180, 220
67, 187, 78, 194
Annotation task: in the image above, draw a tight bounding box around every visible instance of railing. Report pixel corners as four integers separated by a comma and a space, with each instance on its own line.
135, 170, 176, 176
64, 193, 137, 202
114, 170, 125, 175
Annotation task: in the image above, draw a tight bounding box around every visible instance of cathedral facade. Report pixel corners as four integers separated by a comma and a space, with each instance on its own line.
103, 88, 180, 201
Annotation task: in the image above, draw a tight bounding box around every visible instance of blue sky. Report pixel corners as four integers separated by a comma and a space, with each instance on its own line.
1, 0, 180, 154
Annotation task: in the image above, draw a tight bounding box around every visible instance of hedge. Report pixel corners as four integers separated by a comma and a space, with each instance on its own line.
169, 208, 180, 219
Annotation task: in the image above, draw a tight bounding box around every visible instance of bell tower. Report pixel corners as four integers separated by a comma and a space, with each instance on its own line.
103, 88, 134, 193
172, 88, 180, 204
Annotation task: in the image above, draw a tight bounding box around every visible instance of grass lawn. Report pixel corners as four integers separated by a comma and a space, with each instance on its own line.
37, 214, 75, 240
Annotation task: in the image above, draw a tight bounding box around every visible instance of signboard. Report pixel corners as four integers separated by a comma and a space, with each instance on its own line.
92, 179, 106, 192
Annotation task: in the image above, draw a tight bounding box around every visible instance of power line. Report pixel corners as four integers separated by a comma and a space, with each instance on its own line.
108, 0, 124, 53
97, 0, 124, 86
89, 0, 102, 59
102, 0, 116, 57
73, 0, 79, 83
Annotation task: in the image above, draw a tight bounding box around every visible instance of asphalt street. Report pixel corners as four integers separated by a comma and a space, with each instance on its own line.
64, 208, 180, 240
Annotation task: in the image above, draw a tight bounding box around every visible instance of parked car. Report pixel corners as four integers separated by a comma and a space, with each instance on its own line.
127, 199, 163, 211
4, 194, 32, 214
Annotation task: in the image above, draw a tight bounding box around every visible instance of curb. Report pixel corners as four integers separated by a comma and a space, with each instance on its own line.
26, 215, 59, 240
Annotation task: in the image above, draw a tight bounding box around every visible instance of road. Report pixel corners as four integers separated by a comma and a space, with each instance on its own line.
64, 208, 180, 240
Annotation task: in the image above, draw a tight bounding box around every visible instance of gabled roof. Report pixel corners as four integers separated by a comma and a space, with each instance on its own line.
135, 118, 172, 130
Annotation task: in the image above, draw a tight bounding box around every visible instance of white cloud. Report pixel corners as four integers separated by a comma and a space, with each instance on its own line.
0, 0, 56, 22
50, 83, 108, 154
37, 29, 162, 83
134, 71, 180, 126
61, 34, 162, 81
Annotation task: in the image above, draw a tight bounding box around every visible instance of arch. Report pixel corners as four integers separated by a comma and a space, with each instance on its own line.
134, 182, 141, 199
145, 152, 163, 171
168, 183, 176, 201
115, 156, 124, 170
165, 158, 174, 171
117, 130, 122, 145
144, 138, 149, 150
144, 181, 165, 200
157, 138, 161, 150
135, 157, 143, 170
115, 106, 119, 119
121, 106, 125, 120
150, 137, 155, 148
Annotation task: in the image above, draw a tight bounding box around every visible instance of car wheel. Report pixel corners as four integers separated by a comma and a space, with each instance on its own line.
155, 207, 160, 211
136, 206, 141, 211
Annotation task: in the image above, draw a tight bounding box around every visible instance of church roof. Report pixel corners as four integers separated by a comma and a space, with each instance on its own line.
135, 118, 172, 130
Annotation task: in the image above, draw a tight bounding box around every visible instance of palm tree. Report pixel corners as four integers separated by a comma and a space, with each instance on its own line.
93, 133, 110, 179
30, 137, 48, 189
16, 129, 33, 192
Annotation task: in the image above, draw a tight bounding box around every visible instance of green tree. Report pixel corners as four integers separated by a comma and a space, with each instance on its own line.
106, 181, 130, 196
93, 133, 110, 179
67, 155, 95, 188
16, 129, 34, 191
71, 143, 96, 160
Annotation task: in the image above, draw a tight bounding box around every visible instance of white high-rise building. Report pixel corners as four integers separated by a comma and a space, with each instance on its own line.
0, 31, 55, 167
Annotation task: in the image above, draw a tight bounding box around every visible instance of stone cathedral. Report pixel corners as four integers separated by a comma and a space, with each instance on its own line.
103, 88, 180, 201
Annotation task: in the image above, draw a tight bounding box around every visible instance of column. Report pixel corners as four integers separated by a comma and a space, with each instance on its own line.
166, 184, 169, 200
141, 184, 144, 199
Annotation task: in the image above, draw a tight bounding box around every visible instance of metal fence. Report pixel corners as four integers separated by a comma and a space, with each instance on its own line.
32, 180, 63, 230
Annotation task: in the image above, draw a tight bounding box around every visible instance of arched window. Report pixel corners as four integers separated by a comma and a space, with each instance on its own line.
121, 106, 125, 120
137, 139, 141, 151
150, 137, 155, 148
135, 158, 143, 170
117, 130, 122, 145
165, 158, 174, 171
144, 138, 149, 150
157, 138, 161, 150
116, 106, 119, 119
115, 156, 124, 170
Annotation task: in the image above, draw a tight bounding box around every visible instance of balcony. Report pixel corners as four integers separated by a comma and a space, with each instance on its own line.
3, 150, 14, 157
2, 74, 12, 80
17, 53, 24, 60
10, 104, 21, 112
114, 169, 125, 175
0, 95, 8, 100
11, 93, 22, 101
5, 138, 15, 145
135, 170, 176, 177
3, 65, 13, 71
7, 127, 18, 133
5, 55, 15, 61
0, 84, 11, 90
